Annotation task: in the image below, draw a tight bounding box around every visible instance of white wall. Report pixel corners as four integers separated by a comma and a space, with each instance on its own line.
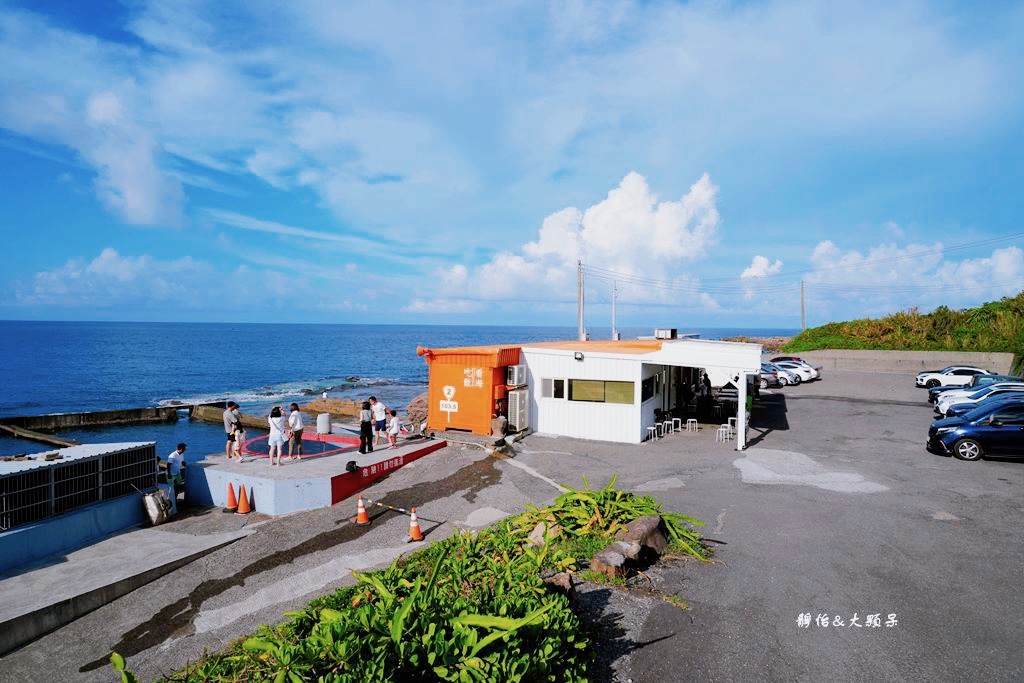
524, 349, 644, 443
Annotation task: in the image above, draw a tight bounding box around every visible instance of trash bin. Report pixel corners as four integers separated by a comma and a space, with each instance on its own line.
316, 413, 331, 434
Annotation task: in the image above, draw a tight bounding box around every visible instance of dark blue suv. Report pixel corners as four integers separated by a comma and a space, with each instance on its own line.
928, 398, 1024, 461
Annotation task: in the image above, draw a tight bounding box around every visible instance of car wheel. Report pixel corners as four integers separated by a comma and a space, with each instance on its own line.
759, 378, 768, 389
952, 438, 983, 462
926, 379, 941, 388
778, 376, 789, 386
792, 375, 802, 385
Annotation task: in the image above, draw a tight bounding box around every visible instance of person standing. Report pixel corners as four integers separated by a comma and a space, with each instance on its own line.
287, 402, 304, 461
268, 406, 287, 466
223, 401, 240, 458
358, 401, 373, 454
387, 409, 400, 448
158, 443, 187, 516
369, 396, 388, 446
232, 405, 246, 462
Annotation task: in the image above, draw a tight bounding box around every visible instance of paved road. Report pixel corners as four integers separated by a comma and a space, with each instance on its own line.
2, 372, 1023, 681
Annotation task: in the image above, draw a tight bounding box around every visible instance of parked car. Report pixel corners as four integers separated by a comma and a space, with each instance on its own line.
928, 374, 1022, 403
927, 398, 1024, 461
762, 362, 799, 386
758, 363, 780, 389
915, 366, 991, 389
773, 360, 819, 383
936, 383, 1024, 417
770, 356, 805, 363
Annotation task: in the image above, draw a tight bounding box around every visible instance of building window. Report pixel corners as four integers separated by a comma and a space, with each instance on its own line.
569, 379, 634, 404
542, 378, 566, 399
642, 376, 655, 402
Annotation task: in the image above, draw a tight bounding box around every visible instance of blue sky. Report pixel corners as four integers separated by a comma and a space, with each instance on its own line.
1, 0, 1022, 330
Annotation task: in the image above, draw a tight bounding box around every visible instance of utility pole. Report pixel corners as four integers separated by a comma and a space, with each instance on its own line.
577, 260, 585, 341
611, 281, 619, 340
801, 280, 806, 330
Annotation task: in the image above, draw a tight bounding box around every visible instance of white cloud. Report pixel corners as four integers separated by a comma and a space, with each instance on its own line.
433, 171, 720, 308
741, 255, 784, 279
402, 298, 482, 314
805, 241, 1024, 318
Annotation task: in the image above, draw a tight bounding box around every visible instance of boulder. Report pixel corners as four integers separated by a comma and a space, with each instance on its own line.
543, 571, 576, 600
616, 515, 669, 556
590, 547, 627, 578
406, 392, 428, 434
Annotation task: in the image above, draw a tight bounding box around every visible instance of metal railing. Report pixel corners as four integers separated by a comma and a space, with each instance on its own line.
1, 444, 156, 532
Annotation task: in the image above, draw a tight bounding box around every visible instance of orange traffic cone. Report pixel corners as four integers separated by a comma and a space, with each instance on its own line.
235, 484, 251, 515
354, 495, 370, 526
408, 506, 424, 542
224, 482, 238, 512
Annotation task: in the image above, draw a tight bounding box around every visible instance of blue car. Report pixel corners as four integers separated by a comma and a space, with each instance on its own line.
927, 398, 1024, 461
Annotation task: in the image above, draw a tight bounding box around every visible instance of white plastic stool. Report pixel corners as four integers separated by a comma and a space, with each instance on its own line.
715, 425, 730, 442
672, 417, 682, 431
663, 420, 674, 435
686, 418, 698, 432
646, 426, 659, 441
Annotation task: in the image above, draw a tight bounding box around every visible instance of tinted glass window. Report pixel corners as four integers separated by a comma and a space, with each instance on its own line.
991, 407, 1024, 425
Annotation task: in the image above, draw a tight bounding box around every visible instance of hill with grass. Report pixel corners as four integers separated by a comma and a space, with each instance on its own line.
783, 291, 1024, 373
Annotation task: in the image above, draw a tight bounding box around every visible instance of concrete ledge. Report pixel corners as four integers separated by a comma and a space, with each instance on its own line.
0, 527, 252, 656
790, 350, 1015, 374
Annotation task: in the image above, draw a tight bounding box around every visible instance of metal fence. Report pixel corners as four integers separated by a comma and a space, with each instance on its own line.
0, 444, 156, 532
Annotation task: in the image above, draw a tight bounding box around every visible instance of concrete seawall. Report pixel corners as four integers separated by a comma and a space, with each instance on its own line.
0, 406, 180, 431
789, 350, 1016, 374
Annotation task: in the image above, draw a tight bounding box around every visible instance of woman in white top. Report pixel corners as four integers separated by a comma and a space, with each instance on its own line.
267, 406, 288, 466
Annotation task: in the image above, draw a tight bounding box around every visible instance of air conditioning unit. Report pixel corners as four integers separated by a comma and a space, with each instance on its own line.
507, 364, 528, 387
507, 388, 529, 432
654, 328, 678, 339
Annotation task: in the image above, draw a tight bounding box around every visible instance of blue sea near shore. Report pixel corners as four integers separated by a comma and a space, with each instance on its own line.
0, 321, 798, 459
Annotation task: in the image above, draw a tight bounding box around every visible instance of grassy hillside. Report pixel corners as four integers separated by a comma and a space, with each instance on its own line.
783, 291, 1024, 373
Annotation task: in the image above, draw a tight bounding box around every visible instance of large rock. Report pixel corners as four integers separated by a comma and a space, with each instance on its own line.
590, 541, 641, 579
615, 515, 669, 556
406, 392, 428, 433
543, 571, 576, 601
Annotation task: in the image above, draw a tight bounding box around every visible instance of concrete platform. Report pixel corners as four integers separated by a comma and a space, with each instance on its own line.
186, 437, 448, 516
0, 523, 255, 656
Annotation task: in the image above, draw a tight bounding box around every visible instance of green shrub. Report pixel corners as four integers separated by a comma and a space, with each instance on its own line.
112, 481, 708, 682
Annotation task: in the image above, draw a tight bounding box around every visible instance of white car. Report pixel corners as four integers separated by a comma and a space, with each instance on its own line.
773, 360, 818, 383
915, 366, 991, 388
935, 382, 1024, 416
764, 362, 800, 386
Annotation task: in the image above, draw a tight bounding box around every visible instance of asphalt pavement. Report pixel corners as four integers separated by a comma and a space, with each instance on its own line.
2, 371, 1022, 682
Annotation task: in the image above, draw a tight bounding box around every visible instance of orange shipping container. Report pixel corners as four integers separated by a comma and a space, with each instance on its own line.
417, 345, 521, 435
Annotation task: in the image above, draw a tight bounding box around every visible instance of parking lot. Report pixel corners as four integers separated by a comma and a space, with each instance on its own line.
2, 370, 1022, 682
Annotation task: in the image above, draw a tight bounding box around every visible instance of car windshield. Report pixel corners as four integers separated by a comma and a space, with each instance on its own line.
965, 396, 1024, 421
938, 366, 956, 373
967, 386, 995, 399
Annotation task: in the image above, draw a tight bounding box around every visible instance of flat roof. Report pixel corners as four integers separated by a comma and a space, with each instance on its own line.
0, 442, 154, 476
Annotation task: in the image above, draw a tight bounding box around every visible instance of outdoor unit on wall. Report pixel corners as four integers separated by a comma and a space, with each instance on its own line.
507, 364, 528, 387
507, 388, 529, 432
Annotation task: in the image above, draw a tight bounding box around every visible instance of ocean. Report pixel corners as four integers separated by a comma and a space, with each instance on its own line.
0, 321, 798, 460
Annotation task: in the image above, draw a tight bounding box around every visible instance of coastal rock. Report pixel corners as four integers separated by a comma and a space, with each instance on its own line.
406, 392, 428, 434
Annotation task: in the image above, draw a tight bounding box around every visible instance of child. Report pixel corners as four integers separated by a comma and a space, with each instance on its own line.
387, 409, 400, 449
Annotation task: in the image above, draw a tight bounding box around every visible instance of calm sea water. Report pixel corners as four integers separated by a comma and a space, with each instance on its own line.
0, 321, 797, 459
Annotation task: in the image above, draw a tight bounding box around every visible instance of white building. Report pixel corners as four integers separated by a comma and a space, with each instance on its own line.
422, 337, 762, 449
